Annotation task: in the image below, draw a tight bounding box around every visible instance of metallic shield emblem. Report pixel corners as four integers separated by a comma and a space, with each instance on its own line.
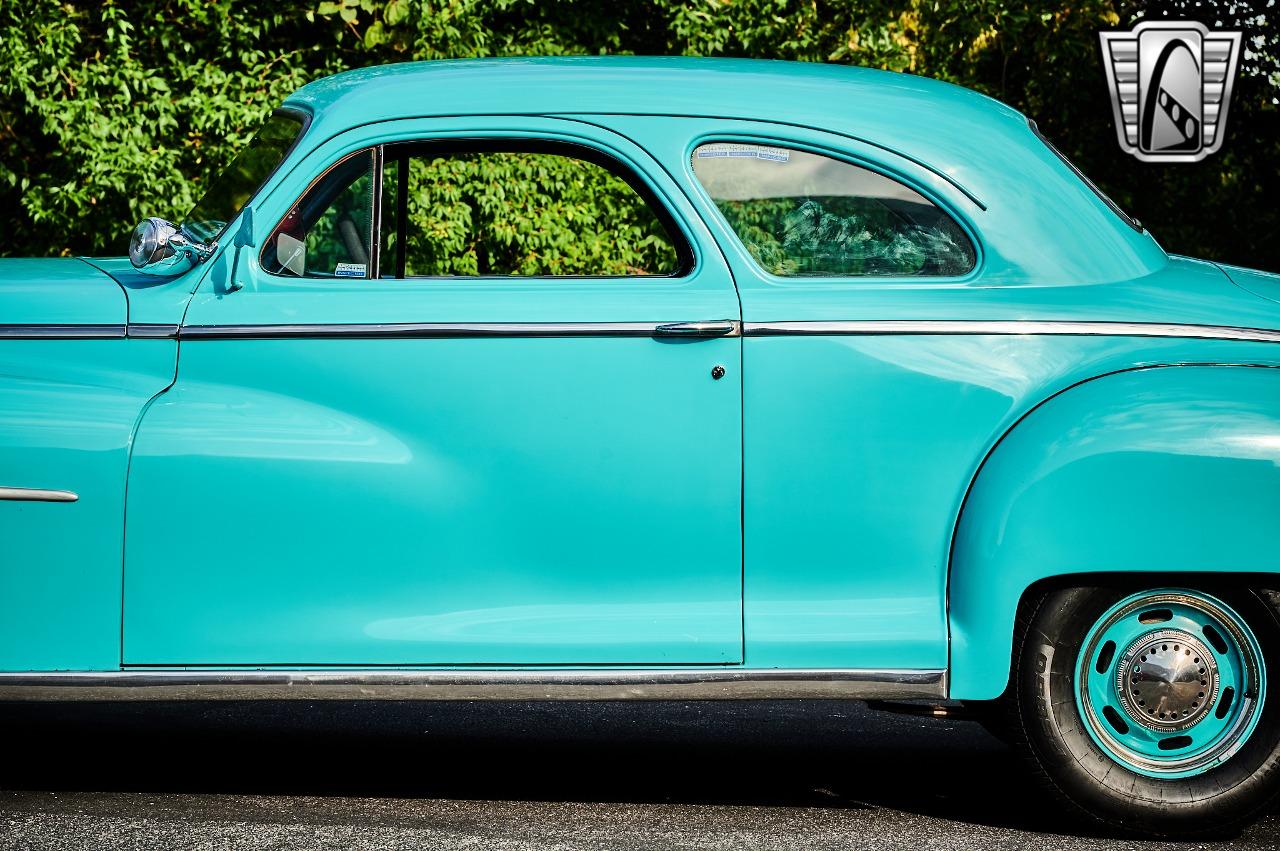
1099, 20, 1243, 163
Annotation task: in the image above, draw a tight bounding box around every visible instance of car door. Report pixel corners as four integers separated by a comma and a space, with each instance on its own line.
122, 117, 743, 666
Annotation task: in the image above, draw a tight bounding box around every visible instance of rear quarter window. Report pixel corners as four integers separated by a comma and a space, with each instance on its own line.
691, 142, 976, 277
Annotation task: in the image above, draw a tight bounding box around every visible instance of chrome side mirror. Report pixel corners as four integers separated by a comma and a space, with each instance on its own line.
128, 217, 216, 276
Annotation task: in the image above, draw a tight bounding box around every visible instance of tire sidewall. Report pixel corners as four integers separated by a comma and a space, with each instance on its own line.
1017, 583, 1280, 834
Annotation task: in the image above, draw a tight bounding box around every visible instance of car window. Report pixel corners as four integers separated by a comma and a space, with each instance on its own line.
690, 143, 975, 277
379, 144, 682, 278
183, 110, 307, 246
261, 150, 375, 278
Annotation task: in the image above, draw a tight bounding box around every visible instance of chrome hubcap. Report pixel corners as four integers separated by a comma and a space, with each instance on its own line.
1076, 589, 1267, 778
1117, 629, 1219, 731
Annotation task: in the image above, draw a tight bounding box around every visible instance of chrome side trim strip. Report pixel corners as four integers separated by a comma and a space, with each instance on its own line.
0, 324, 125, 339
0, 487, 78, 503
127, 323, 180, 339
0, 324, 179, 339
180, 321, 742, 340
16, 320, 1267, 344
169, 320, 1280, 343
743, 320, 1280, 343
0, 668, 944, 702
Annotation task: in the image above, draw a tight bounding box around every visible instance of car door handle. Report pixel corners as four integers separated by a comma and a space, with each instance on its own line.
652, 320, 742, 338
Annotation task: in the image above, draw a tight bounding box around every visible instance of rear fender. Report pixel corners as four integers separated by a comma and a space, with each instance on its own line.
949, 365, 1280, 700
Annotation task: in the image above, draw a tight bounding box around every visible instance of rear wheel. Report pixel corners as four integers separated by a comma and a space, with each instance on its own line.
1007, 584, 1280, 837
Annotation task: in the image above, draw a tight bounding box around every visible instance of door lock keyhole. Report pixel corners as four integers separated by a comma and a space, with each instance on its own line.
711, 365, 726, 380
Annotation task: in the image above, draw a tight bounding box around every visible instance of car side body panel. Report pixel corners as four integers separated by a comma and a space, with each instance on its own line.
727, 335, 1280, 671
950, 365, 1280, 700
0, 340, 175, 670
124, 334, 745, 666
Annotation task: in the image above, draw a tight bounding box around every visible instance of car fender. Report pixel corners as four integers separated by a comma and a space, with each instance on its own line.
949, 364, 1280, 700
0, 339, 175, 670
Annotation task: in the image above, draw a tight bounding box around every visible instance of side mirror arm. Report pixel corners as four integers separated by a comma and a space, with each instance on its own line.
227, 208, 255, 293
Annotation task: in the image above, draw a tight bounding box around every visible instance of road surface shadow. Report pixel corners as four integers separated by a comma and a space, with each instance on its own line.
0, 698, 1169, 837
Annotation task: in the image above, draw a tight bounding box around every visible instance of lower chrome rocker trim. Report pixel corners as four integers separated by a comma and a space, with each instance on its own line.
0, 668, 945, 702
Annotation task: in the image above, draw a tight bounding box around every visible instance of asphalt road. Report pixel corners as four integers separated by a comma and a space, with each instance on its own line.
0, 699, 1276, 850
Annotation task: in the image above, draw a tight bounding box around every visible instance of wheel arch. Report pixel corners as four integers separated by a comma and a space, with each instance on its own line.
948, 363, 1280, 700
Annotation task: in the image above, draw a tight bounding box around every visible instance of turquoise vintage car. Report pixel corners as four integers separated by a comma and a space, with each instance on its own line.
3, 57, 1279, 836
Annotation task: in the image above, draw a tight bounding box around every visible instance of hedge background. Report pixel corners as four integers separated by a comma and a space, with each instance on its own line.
1, 0, 1277, 270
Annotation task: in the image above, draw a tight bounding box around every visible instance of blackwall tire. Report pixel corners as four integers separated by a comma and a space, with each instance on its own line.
1004, 584, 1280, 838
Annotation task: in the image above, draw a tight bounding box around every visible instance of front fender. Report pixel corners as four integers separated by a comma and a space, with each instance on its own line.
949, 365, 1280, 700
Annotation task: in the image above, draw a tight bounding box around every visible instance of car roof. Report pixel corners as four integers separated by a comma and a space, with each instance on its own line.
282, 57, 1168, 284
287, 56, 1017, 125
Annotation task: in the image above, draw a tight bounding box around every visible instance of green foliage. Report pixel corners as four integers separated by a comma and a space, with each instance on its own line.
395, 152, 675, 276
1, 1, 1277, 269
714, 196, 975, 276
0, 1, 343, 256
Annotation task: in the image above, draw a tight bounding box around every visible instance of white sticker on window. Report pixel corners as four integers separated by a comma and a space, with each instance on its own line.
695, 143, 791, 163
335, 262, 367, 278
